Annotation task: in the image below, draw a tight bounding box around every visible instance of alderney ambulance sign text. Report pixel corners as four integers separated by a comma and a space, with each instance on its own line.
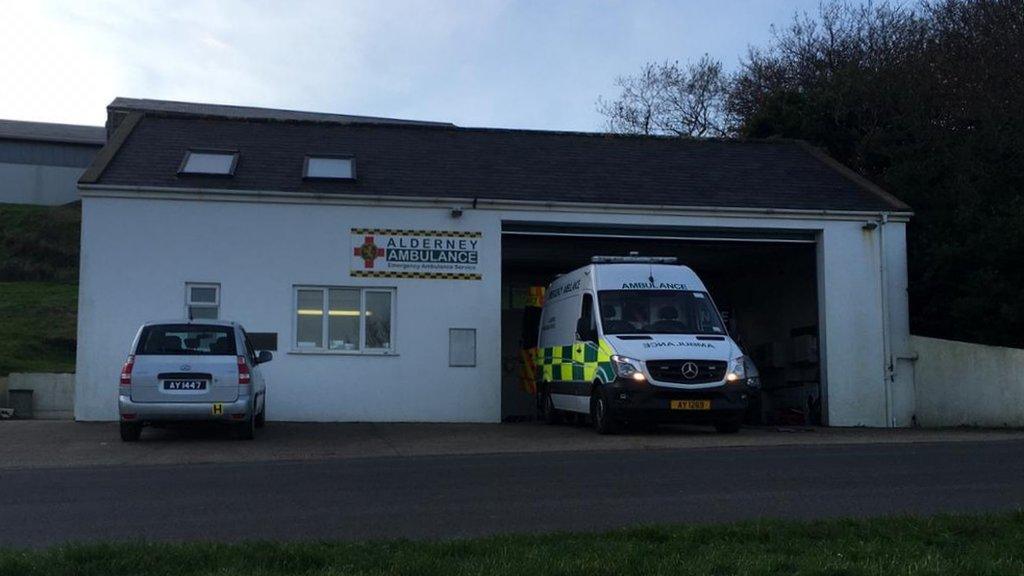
350, 228, 483, 280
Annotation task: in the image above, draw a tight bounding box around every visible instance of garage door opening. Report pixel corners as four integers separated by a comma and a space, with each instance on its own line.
500, 224, 823, 426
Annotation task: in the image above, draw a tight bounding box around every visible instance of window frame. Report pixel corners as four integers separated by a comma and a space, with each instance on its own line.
185, 282, 220, 320
303, 154, 356, 180
178, 149, 240, 177
291, 285, 396, 355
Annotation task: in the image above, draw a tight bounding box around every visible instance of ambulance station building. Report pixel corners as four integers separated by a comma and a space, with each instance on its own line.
75, 98, 914, 427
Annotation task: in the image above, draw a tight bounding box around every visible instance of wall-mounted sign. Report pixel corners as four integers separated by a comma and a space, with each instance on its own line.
350, 228, 483, 280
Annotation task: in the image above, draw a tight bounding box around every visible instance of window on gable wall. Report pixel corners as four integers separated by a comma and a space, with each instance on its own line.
186, 283, 220, 320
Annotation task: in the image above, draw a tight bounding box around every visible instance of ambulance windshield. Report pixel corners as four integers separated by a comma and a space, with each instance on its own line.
597, 290, 726, 336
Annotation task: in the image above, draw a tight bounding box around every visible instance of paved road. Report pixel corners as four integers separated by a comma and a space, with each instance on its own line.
1, 440, 1023, 548
4, 420, 1023, 470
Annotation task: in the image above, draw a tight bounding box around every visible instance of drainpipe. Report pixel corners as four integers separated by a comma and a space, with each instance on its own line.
878, 212, 895, 427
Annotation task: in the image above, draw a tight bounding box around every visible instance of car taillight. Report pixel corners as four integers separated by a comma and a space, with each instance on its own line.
237, 355, 251, 385
120, 355, 134, 387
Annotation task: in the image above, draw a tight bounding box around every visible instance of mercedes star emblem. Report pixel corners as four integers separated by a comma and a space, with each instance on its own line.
680, 362, 699, 379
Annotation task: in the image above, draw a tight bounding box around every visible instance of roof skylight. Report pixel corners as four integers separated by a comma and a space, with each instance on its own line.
179, 150, 238, 176
304, 156, 355, 180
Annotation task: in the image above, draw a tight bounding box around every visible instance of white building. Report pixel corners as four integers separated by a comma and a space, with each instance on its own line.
0, 119, 104, 205
75, 98, 915, 427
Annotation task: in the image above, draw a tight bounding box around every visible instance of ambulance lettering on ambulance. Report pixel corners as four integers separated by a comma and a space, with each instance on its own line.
535, 256, 759, 435
621, 282, 688, 290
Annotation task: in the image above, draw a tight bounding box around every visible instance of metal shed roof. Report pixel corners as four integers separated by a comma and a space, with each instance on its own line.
0, 119, 105, 146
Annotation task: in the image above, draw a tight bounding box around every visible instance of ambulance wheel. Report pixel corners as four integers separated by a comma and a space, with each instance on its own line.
591, 388, 618, 435
541, 391, 561, 424
714, 416, 742, 434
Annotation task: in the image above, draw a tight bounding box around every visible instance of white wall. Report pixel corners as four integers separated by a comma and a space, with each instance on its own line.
0, 162, 84, 205
76, 198, 501, 422
885, 223, 916, 426
912, 335, 1024, 427
76, 194, 910, 426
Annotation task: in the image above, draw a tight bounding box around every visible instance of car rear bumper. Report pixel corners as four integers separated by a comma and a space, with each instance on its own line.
119, 395, 252, 423
607, 381, 748, 423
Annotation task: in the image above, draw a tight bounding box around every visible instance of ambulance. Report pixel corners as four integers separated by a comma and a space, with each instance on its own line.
536, 256, 756, 434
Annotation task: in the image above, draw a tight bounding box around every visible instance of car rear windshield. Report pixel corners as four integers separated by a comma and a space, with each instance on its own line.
135, 324, 237, 356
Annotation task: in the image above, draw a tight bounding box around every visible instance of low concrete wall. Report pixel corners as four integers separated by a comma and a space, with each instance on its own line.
913, 336, 1024, 427
6, 373, 75, 419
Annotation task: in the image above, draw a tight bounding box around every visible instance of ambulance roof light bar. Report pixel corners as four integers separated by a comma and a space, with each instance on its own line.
591, 255, 678, 264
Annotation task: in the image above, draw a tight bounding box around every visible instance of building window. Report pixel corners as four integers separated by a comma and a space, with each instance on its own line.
179, 150, 239, 176
186, 283, 220, 320
294, 286, 394, 353
304, 155, 355, 180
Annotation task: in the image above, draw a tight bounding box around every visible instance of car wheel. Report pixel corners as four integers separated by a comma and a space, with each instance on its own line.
235, 409, 256, 440
255, 398, 266, 429
591, 388, 618, 435
714, 417, 742, 434
119, 421, 142, 442
541, 391, 561, 425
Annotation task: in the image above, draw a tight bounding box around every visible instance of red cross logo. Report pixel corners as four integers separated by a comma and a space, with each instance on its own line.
354, 236, 386, 268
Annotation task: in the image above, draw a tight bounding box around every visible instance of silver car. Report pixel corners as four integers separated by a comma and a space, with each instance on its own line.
118, 320, 271, 441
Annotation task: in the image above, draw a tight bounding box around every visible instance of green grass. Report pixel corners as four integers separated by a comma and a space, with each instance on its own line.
0, 282, 77, 375
0, 202, 80, 283
1, 513, 1023, 576
0, 203, 81, 375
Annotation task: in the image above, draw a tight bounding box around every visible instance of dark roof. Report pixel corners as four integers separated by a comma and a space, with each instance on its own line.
109, 98, 454, 128
84, 101, 909, 213
0, 119, 105, 146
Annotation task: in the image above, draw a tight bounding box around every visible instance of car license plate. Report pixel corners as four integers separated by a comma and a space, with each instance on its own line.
163, 380, 207, 391
670, 399, 711, 410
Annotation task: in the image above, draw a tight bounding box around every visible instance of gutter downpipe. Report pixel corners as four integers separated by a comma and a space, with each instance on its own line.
879, 212, 895, 427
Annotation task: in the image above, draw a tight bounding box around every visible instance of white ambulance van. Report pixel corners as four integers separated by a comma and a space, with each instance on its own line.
536, 256, 756, 434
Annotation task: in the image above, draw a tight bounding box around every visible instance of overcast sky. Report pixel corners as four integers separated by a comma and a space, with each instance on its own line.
1, 0, 827, 131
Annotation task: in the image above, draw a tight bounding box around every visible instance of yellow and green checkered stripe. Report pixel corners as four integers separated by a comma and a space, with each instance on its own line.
536, 339, 616, 385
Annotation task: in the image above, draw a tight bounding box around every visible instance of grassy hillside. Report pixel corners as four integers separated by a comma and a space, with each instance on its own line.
0, 202, 80, 283
0, 203, 80, 376
0, 282, 77, 374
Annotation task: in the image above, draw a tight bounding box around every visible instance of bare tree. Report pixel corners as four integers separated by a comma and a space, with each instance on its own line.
597, 55, 731, 137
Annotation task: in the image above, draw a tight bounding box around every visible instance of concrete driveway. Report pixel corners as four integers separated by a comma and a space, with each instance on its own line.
1, 420, 1022, 470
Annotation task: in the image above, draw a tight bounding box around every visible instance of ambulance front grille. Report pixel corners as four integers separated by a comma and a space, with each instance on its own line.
646, 360, 727, 384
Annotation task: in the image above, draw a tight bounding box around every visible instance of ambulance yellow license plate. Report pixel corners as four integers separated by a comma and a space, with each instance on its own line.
670, 400, 711, 410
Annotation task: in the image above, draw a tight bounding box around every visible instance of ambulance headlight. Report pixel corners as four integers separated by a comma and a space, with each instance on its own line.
611, 355, 646, 381
726, 355, 760, 387
726, 356, 747, 383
